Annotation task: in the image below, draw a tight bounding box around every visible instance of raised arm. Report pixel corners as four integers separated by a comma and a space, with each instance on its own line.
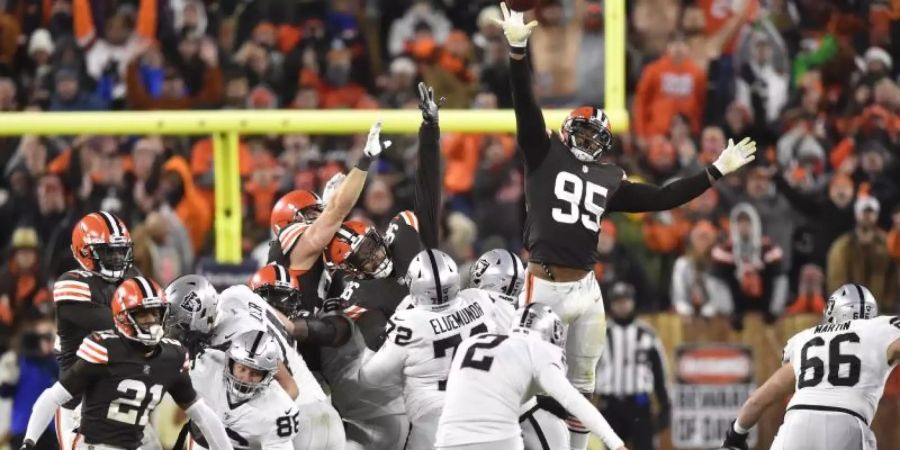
290, 122, 389, 270
608, 137, 757, 212
415, 82, 442, 249
494, 2, 550, 168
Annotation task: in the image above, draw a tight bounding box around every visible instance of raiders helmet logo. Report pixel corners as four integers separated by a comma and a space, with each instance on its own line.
471, 259, 489, 283
180, 291, 201, 313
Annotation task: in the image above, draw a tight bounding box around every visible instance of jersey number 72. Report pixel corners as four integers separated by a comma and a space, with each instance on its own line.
551, 172, 607, 233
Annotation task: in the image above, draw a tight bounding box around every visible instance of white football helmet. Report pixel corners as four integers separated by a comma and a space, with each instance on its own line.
511, 303, 564, 347
469, 249, 526, 297
405, 249, 460, 309
824, 284, 878, 323
224, 330, 281, 401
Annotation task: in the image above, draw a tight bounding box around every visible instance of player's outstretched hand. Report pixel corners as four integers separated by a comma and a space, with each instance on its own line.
712, 137, 756, 176
492, 2, 538, 48
417, 82, 445, 125
364, 120, 392, 158
322, 172, 346, 205
722, 420, 750, 450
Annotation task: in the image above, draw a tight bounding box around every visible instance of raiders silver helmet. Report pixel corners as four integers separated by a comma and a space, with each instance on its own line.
405, 249, 460, 308
164, 275, 218, 334
224, 330, 280, 401
511, 303, 564, 347
469, 249, 525, 297
824, 284, 878, 323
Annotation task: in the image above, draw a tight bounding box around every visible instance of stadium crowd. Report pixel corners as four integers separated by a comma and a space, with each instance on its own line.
0, 0, 898, 446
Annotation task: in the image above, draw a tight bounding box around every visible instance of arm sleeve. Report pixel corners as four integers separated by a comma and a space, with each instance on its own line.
358, 337, 406, 387
185, 398, 235, 450
293, 316, 352, 347
56, 302, 115, 332
509, 55, 551, 169
537, 366, 624, 450
607, 171, 713, 213
415, 122, 441, 249
168, 371, 199, 407
24, 382, 75, 443
356, 309, 389, 351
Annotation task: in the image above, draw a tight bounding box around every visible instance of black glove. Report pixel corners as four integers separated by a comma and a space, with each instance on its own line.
20, 439, 36, 449
535, 395, 570, 420
722, 420, 749, 450
417, 82, 445, 125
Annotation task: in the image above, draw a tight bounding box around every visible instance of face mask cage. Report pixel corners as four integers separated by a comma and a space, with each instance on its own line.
254, 285, 303, 319
346, 230, 393, 279
566, 118, 611, 160
224, 359, 275, 401
90, 242, 134, 279
119, 303, 169, 345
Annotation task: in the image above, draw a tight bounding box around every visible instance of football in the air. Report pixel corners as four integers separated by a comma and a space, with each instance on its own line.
506, 0, 539, 12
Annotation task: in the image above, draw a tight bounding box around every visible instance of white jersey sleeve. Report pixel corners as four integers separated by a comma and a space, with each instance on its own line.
458, 288, 517, 332
786, 316, 900, 424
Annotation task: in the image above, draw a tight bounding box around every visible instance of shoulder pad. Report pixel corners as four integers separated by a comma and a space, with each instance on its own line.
53, 273, 93, 303
77, 334, 110, 365
278, 222, 308, 254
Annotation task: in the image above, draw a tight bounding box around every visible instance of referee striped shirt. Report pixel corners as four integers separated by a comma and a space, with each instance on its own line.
595, 320, 669, 396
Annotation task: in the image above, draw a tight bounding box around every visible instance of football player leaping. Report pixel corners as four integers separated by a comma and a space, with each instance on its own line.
323, 82, 444, 352
435, 303, 626, 450
20, 277, 234, 450
722, 284, 900, 450
358, 249, 515, 450
492, 4, 757, 448
187, 331, 300, 450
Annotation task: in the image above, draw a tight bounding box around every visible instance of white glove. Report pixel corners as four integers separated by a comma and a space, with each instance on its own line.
322, 172, 346, 205
364, 120, 392, 158
712, 137, 757, 176
492, 2, 539, 48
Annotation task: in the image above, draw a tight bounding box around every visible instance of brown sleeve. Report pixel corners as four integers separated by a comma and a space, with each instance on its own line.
126, 61, 154, 110
189, 66, 223, 108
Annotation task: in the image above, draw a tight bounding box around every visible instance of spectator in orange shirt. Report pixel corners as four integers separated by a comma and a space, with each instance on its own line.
633, 34, 707, 142
161, 156, 212, 255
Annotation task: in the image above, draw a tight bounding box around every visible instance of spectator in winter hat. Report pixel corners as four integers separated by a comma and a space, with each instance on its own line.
712, 203, 785, 329
827, 195, 894, 308
859, 46, 893, 88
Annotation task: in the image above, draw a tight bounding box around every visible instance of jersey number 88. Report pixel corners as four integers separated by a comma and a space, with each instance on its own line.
551, 172, 607, 233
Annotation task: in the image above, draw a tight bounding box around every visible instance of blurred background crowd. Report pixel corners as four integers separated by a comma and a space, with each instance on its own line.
0, 0, 898, 447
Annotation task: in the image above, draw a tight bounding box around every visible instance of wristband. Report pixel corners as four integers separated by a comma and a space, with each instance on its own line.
356, 155, 373, 171
733, 420, 750, 434
510, 46, 527, 57
707, 164, 724, 181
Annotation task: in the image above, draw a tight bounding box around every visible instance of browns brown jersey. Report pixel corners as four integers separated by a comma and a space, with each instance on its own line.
62, 331, 196, 449
266, 222, 325, 314
327, 211, 423, 350
52, 268, 141, 371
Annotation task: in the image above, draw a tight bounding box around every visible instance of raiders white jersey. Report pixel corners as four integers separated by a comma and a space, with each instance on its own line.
784, 316, 900, 424
190, 349, 299, 450
320, 323, 405, 421
213, 285, 326, 403
436, 333, 567, 447
358, 288, 511, 422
